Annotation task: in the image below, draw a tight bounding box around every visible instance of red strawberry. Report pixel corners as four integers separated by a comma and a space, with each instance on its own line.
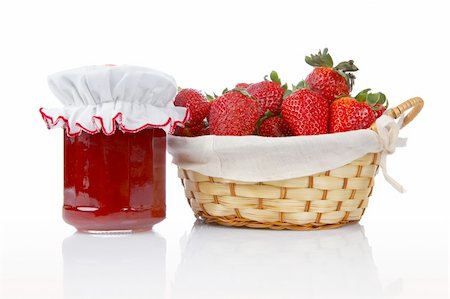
246, 71, 286, 117
174, 88, 210, 125
305, 48, 358, 103
173, 121, 209, 137
355, 88, 388, 120
257, 112, 292, 137
281, 89, 329, 136
329, 97, 375, 133
372, 104, 386, 119
235, 83, 250, 89
209, 90, 259, 136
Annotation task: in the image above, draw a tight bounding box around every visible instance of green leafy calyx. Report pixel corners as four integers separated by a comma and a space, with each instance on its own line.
306, 48, 359, 92
265, 70, 286, 89
305, 48, 333, 68
205, 92, 219, 102
232, 87, 254, 99
283, 80, 308, 98
335, 60, 358, 92
255, 110, 275, 134
335, 60, 358, 72
269, 71, 281, 84
355, 88, 388, 110
265, 70, 289, 97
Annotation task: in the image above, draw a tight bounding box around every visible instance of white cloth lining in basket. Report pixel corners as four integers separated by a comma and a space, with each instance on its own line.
168, 113, 407, 193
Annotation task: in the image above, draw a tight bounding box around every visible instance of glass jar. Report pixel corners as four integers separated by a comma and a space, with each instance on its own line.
63, 128, 166, 233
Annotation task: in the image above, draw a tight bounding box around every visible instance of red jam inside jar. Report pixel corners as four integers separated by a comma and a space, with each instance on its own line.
63, 128, 166, 233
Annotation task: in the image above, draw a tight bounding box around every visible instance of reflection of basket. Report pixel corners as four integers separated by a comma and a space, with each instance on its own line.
173, 222, 382, 297
178, 98, 423, 230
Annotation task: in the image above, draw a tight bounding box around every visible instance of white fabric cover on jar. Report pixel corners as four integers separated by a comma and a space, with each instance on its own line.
40, 65, 188, 136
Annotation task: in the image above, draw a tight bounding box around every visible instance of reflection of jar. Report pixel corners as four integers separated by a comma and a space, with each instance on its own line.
63, 128, 166, 232
63, 232, 166, 298
40, 65, 187, 232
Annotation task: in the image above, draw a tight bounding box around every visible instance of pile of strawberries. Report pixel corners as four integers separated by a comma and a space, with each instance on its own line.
173, 49, 388, 137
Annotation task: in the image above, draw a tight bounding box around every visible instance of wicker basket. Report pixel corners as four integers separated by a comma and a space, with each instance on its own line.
178, 97, 424, 230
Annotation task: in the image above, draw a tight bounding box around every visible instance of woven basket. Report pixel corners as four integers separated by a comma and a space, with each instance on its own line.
178, 98, 424, 230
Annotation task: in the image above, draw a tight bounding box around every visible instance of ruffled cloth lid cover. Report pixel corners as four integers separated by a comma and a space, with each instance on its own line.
40, 65, 188, 136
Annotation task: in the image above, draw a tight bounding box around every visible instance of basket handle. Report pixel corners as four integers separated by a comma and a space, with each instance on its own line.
369, 97, 424, 193
385, 97, 424, 129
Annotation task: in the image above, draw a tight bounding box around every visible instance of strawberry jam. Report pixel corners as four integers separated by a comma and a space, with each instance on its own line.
63, 128, 166, 233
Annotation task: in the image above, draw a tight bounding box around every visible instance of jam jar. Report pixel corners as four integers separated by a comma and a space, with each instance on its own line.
63, 128, 166, 233
40, 65, 187, 233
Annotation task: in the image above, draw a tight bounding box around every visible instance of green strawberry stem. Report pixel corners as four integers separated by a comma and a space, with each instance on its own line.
283, 89, 292, 99
306, 48, 359, 92
255, 110, 274, 134
262, 110, 273, 119
294, 80, 308, 90
269, 71, 281, 84
305, 48, 333, 68
355, 88, 388, 110
205, 92, 219, 102
335, 60, 358, 92
283, 80, 308, 99
335, 60, 358, 72
264, 70, 288, 92
232, 87, 254, 99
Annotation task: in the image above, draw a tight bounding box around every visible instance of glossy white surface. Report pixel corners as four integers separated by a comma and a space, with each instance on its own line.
171, 223, 381, 298
1, 157, 448, 298
1, 0, 449, 298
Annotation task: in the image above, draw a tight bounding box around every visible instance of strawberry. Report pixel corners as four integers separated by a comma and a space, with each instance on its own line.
329, 89, 388, 133
209, 90, 259, 136
281, 89, 329, 136
246, 71, 286, 117
355, 88, 388, 120
257, 112, 292, 137
235, 83, 250, 89
329, 97, 375, 133
174, 88, 210, 125
201, 126, 210, 135
173, 121, 209, 137
305, 48, 358, 103
372, 104, 386, 119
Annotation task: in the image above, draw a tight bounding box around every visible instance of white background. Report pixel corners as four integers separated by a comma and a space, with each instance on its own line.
0, 0, 448, 298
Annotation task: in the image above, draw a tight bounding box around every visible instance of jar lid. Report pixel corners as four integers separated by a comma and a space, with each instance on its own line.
40, 65, 188, 136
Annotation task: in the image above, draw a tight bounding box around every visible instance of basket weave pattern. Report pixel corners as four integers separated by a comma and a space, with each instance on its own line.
179, 153, 379, 230
177, 97, 423, 230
